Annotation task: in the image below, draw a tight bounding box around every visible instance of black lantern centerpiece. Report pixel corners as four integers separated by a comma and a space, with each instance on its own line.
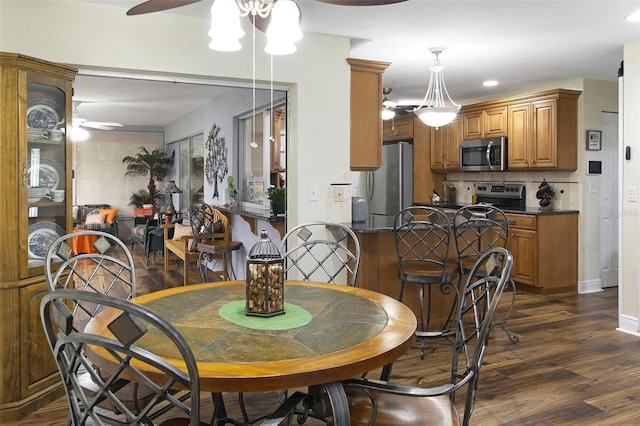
246, 230, 285, 317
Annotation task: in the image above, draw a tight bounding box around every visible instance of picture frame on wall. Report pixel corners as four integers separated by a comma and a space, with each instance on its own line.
586, 130, 602, 151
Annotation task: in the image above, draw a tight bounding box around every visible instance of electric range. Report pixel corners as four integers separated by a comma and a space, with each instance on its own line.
475, 182, 526, 211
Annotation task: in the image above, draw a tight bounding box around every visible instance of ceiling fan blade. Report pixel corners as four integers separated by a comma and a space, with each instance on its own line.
315, 0, 407, 6
127, 0, 202, 16
81, 122, 124, 131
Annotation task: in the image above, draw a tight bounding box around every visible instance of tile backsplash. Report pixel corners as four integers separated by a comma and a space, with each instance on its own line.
446, 171, 579, 211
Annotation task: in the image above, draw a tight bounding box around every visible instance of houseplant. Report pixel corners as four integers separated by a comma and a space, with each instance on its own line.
266, 187, 286, 216
122, 147, 175, 207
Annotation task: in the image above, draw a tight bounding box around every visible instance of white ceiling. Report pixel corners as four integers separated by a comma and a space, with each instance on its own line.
75, 0, 640, 129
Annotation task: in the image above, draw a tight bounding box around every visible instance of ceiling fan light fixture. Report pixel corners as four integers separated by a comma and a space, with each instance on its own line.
209, 0, 245, 52
71, 125, 90, 142
265, 0, 302, 55
414, 48, 460, 128
381, 107, 396, 120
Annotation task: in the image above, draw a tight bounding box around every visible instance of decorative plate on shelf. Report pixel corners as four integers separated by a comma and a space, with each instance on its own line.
27, 98, 64, 130
27, 157, 65, 190
27, 222, 65, 259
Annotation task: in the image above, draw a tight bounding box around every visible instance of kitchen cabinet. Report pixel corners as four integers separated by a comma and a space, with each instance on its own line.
413, 118, 444, 203
0, 52, 76, 420
507, 89, 581, 170
462, 106, 507, 140
506, 212, 578, 295
383, 115, 413, 141
348, 58, 390, 171
430, 116, 462, 172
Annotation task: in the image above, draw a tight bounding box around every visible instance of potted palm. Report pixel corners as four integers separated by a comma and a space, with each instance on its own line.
267, 187, 286, 216
122, 147, 175, 207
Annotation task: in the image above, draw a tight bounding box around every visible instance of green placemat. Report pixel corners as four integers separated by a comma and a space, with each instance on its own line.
219, 300, 312, 330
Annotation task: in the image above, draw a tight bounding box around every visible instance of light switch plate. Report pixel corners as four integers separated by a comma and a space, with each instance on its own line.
309, 185, 318, 201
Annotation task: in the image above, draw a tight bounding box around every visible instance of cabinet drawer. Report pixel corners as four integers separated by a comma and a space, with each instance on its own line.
506, 213, 536, 230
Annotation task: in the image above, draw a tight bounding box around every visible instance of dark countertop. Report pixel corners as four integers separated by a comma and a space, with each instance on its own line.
417, 203, 579, 216
351, 205, 579, 234
216, 205, 285, 222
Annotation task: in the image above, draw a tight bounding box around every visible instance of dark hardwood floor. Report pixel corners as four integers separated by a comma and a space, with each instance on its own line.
11, 245, 640, 425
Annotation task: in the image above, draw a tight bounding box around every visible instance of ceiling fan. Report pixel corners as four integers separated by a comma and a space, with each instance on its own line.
126, 0, 407, 16
72, 101, 124, 131
382, 87, 416, 119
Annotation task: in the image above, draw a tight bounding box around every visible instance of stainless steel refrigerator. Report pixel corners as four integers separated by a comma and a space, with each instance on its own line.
366, 141, 414, 227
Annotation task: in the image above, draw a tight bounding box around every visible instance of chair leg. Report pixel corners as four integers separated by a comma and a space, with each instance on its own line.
492, 279, 519, 343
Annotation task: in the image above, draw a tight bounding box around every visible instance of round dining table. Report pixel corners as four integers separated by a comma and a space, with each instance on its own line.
86, 280, 417, 425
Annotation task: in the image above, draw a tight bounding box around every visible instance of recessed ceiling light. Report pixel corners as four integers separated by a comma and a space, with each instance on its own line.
483, 80, 498, 87
626, 10, 640, 22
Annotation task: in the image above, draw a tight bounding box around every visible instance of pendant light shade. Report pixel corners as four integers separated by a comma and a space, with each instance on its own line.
208, 0, 245, 51
265, 0, 302, 55
208, 0, 301, 55
413, 48, 460, 128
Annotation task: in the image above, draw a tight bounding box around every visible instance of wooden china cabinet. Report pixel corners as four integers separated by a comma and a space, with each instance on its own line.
0, 52, 77, 421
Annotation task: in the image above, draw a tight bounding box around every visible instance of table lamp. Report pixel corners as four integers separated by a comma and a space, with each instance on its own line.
163, 180, 182, 215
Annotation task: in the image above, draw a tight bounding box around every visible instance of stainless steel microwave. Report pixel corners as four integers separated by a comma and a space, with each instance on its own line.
459, 137, 507, 171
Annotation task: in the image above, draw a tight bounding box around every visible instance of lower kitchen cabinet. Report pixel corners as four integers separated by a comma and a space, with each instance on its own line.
507, 212, 578, 295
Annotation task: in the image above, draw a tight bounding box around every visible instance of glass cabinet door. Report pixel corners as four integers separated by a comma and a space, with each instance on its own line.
24, 78, 70, 274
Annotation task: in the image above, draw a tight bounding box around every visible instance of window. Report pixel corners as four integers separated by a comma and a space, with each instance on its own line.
167, 133, 204, 212
238, 99, 286, 213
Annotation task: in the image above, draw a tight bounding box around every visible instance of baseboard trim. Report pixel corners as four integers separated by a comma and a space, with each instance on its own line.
578, 278, 603, 294
617, 314, 639, 336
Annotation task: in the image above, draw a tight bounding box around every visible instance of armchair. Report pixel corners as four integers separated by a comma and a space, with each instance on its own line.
130, 216, 162, 267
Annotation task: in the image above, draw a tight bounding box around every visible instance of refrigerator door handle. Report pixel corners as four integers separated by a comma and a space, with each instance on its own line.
366, 170, 374, 203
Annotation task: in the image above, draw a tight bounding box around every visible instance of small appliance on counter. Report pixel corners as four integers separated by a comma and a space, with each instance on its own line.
351, 197, 368, 223
442, 181, 456, 204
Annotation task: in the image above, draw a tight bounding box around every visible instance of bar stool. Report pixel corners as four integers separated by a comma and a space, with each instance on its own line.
393, 206, 459, 359
453, 204, 519, 343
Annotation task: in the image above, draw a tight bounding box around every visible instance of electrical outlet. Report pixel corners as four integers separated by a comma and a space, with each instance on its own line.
589, 182, 597, 193
629, 186, 638, 202
309, 185, 318, 201
335, 187, 344, 202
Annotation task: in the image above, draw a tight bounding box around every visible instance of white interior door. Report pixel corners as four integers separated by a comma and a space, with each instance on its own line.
600, 111, 619, 288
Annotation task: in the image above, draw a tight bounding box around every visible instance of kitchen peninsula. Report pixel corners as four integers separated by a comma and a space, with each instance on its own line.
351, 206, 578, 325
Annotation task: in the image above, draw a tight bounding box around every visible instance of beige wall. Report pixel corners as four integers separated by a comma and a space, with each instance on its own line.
0, 0, 352, 230
620, 41, 640, 334
73, 131, 164, 216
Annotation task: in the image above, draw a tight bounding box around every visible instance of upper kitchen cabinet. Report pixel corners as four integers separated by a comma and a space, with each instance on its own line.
383, 115, 414, 141
430, 116, 462, 172
0, 52, 76, 421
507, 89, 581, 171
348, 58, 390, 171
462, 105, 508, 140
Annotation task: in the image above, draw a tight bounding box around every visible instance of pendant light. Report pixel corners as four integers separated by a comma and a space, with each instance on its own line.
413, 48, 461, 128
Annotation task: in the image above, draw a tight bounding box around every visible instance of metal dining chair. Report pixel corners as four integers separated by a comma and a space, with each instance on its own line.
40, 289, 203, 425
453, 205, 519, 343
43, 230, 158, 417
280, 221, 361, 286
343, 247, 514, 426
393, 206, 459, 359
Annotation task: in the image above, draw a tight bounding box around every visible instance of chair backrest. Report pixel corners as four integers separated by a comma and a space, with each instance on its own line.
392, 206, 453, 280
40, 289, 201, 425
453, 247, 513, 425
45, 230, 136, 331
188, 203, 230, 252
453, 205, 509, 275
280, 222, 360, 286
